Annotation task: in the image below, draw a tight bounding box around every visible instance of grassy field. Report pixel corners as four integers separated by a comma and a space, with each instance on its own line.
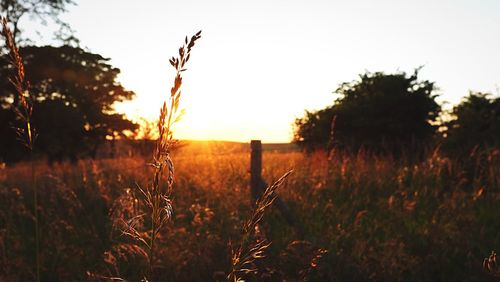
0, 141, 499, 281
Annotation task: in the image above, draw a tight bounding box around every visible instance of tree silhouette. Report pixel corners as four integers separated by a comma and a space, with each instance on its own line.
444, 92, 500, 155
0, 0, 74, 43
294, 70, 441, 153
0, 45, 137, 162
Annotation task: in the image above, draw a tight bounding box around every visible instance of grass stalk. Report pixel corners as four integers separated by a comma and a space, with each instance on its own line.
227, 170, 293, 282
1, 16, 39, 282
122, 30, 201, 282
31, 153, 39, 282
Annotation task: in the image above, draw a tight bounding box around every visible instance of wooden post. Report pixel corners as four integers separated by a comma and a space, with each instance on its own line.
250, 140, 263, 202
249, 139, 305, 238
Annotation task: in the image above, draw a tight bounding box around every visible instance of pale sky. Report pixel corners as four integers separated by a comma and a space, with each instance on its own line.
17, 0, 500, 142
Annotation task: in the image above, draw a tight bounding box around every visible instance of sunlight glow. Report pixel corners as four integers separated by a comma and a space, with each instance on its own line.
22, 0, 500, 142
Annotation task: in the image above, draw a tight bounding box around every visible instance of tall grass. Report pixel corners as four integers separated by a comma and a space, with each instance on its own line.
121, 31, 201, 281
484, 250, 500, 277
0, 146, 498, 280
1, 17, 499, 280
227, 170, 292, 282
1, 16, 39, 282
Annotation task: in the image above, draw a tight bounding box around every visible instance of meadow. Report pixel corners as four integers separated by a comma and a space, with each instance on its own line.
1, 14, 499, 281
0, 142, 498, 281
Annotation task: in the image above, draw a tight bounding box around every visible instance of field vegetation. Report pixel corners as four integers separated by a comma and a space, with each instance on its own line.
0, 142, 499, 281
1, 4, 499, 281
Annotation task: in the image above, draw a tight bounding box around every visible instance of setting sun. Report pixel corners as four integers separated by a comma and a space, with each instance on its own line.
1, 1, 500, 281
17, 0, 500, 143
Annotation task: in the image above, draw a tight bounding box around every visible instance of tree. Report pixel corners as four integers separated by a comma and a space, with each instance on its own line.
0, 45, 137, 162
0, 0, 74, 43
293, 70, 441, 153
444, 92, 500, 155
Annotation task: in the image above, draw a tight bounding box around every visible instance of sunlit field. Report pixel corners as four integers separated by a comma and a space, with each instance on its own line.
1, 142, 498, 281
2, 1, 500, 281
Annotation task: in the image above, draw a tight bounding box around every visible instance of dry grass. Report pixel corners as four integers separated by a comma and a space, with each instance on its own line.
0, 147, 499, 280
484, 250, 500, 277
1, 16, 499, 281
117, 31, 201, 282
1, 16, 40, 282
227, 170, 292, 282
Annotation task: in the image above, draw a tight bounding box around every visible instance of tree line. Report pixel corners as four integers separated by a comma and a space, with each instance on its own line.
1, 0, 136, 163
2, 0, 499, 162
0, 45, 137, 162
293, 69, 500, 157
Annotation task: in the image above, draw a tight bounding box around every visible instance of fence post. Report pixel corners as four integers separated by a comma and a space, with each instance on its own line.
249, 139, 304, 238
250, 140, 263, 202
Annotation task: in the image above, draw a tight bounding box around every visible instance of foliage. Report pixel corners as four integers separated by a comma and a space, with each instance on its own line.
294, 70, 441, 153
0, 145, 498, 281
0, 0, 74, 43
0, 45, 137, 162
444, 92, 500, 156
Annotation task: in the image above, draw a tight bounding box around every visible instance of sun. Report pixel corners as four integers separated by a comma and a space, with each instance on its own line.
174, 97, 219, 141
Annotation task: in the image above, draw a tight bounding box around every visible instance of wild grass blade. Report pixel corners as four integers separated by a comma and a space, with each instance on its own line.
1, 16, 39, 282
228, 170, 293, 282
118, 30, 201, 282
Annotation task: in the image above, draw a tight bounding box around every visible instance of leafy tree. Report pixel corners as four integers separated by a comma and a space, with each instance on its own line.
0, 0, 74, 42
0, 45, 137, 162
294, 70, 441, 153
444, 92, 500, 155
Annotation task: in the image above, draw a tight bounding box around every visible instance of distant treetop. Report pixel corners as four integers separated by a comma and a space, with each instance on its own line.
293, 69, 441, 153
444, 92, 500, 155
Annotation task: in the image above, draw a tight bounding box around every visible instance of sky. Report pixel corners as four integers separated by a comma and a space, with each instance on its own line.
16, 0, 500, 142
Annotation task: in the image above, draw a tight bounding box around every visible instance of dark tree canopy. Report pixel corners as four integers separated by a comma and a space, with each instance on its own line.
294, 70, 441, 153
0, 45, 137, 162
444, 92, 500, 155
